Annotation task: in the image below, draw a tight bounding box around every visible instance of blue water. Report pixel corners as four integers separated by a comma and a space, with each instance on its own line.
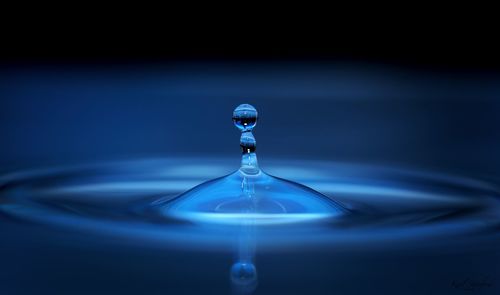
2, 62, 500, 294
1, 158, 499, 294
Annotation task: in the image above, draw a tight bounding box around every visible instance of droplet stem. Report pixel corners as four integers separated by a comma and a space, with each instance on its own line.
240, 151, 259, 175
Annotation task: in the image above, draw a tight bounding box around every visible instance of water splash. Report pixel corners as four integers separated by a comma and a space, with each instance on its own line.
164, 104, 345, 225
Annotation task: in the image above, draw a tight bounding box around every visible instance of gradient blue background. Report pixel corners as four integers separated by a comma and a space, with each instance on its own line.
1, 62, 499, 177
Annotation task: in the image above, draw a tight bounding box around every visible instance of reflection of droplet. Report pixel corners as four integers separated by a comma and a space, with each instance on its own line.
231, 262, 257, 293
164, 104, 346, 224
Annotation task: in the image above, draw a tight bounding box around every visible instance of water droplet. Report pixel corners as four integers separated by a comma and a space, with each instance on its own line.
240, 131, 256, 154
233, 104, 258, 132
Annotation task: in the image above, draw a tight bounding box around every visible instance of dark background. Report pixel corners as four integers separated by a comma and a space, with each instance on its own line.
1, 19, 499, 178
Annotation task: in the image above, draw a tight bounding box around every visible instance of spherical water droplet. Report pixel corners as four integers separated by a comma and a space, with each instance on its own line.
233, 104, 258, 131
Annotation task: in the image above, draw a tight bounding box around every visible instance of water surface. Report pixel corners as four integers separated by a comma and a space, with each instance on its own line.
1, 158, 499, 294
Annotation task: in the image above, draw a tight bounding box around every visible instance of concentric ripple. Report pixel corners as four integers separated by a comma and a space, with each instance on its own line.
0, 158, 499, 251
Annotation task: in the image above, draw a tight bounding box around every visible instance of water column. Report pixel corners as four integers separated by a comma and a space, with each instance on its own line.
231, 104, 259, 294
